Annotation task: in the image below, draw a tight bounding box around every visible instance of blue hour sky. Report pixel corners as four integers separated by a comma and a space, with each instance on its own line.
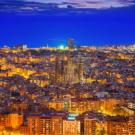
0, 0, 135, 47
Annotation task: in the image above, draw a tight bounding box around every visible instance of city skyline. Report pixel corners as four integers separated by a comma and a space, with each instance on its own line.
0, 44, 134, 135
0, 1, 135, 135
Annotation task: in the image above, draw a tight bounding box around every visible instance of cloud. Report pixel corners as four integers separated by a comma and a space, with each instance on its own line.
0, 0, 134, 15
25, 0, 135, 9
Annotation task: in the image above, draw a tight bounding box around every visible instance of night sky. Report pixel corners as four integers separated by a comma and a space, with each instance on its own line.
0, 0, 135, 47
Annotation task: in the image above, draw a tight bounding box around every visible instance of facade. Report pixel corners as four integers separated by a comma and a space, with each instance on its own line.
63, 119, 80, 135
84, 118, 96, 135
28, 115, 63, 135
0, 112, 135, 135
55, 54, 84, 84
83, 112, 135, 135
0, 114, 23, 130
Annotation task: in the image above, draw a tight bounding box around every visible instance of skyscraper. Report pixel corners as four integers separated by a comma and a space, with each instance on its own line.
67, 39, 75, 49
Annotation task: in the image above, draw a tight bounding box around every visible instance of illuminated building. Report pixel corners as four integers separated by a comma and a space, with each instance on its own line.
83, 111, 108, 135
0, 115, 8, 131
19, 125, 29, 135
0, 113, 23, 130
63, 54, 84, 84
48, 97, 71, 111
51, 117, 63, 135
13, 44, 27, 51
29, 76, 49, 87
100, 98, 126, 116
29, 115, 39, 135
7, 114, 23, 129
10, 102, 28, 112
29, 115, 63, 135
83, 111, 135, 135
63, 98, 71, 111
55, 47, 84, 84
64, 57, 81, 84
128, 116, 135, 135
84, 118, 96, 135
48, 100, 65, 111
63, 114, 80, 135
107, 117, 129, 135
70, 98, 100, 114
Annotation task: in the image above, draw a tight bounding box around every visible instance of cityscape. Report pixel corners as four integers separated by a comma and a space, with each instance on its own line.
0, 0, 135, 135
0, 40, 135, 135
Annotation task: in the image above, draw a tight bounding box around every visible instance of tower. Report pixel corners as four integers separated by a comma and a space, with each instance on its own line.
67, 39, 75, 49
64, 54, 84, 84
64, 56, 79, 84
77, 53, 84, 83
55, 54, 65, 83
55, 52, 84, 84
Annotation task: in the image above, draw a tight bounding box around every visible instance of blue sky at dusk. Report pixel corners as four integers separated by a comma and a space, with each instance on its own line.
0, 0, 135, 47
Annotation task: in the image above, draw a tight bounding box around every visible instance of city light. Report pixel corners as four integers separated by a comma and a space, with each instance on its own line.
0, 41, 135, 135
58, 45, 65, 50
0, 0, 135, 134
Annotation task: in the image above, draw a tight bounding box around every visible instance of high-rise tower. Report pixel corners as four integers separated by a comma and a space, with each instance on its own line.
67, 39, 75, 49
